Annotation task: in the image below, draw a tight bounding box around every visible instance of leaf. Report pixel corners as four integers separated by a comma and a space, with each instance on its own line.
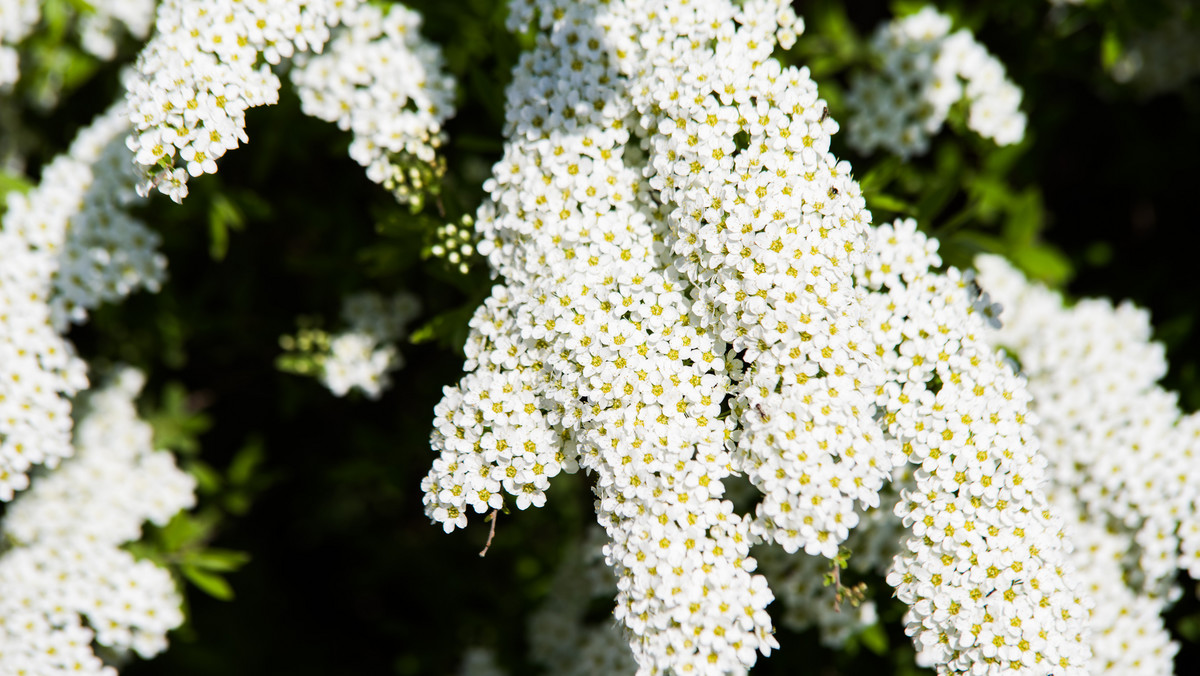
409, 302, 479, 354
0, 171, 34, 200
865, 192, 915, 215
858, 156, 902, 195
183, 548, 251, 573
1002, 189, 1044, 247
186, 459, 224, 495
228, 437, 266, 486
146, 382, 212, 455
1101, 29, 1123, 71
859, 623, 889, 656
181, 565, 235, 601
159, 511, 219, 552
208, 192, 246, 261
1011, 245, 1072, 287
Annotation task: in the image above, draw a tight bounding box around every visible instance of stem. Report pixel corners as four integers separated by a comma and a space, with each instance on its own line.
478, 509, 499, 557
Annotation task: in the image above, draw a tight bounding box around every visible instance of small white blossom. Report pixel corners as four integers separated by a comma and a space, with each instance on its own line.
291, 2, 456, 205
424, 2, 1087, 674
845, 6, 1027, 158
977, 253, 1200, 675
1, 102, 166, 500
124, 0, 360, 202
0, 368, 196, 671
317, 291, 421, 399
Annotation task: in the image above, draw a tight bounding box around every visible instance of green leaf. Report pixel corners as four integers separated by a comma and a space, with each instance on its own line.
409, 301, 479, 354
858, 156, 903, 195
228, 437, 266, 486
186, 459, 224, 495
159, 511, 219, 553
181, 565, 235, 601
859, 623, 889, 656
0, 171, 34, 200
1175, 612, 1200, 642
1010, 245, 1072, 287
1002, 189, 1044, 247
183, 548, 251, 573
146, 382, 212, 455
1082, 241, 1113, 267
1101, 29, 1123, 70
208, 192, 246, 261
865, 192, 915, 215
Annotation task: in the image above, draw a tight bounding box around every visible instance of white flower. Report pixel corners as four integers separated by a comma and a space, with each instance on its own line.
0, 368, 196, 670
290, 2, 456, 205
976, 253, 1200, 675
315, 290, 421, 400
125, 0, 359, 202
1, 102, 164, 499
844, 6, 1027, 158
424, 2, 1087, 674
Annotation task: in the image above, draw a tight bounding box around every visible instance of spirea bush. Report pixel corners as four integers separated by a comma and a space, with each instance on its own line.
1, 0, 1198, 675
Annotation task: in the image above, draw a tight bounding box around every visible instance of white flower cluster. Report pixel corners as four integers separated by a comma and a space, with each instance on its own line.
125, 0, 360, 203
528, 527, 639, 675
46, 103, 166, 330
320, 290, 420, 399
425, 0, 773, 670
977, 254, 1200, 675
621, 0, 892, 564
1, 102, 165, 501
0, 0, 38, 87
844, 6, 1027, 159
862, 222, 1089, 674
757, 487, 900, 648
76, 0, 158, 61
0, 368, 196, 672
291, 1, 455, 205
424, 1, 1088, 673
0, 239, 83, 498
457, 527, 638, 676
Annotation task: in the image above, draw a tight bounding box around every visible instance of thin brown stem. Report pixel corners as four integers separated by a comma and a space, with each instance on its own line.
478, 509, 499, 557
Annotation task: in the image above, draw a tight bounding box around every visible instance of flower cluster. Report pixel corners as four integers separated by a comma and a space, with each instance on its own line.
527, 527, 639, 675
862, 222, 1089, 674
977, 254, 1200, 674
753, 223, 1097, 675
425, 0, 775, 670
281, 290, 421, 400
291, 1, 455, 206
0, 230, 84, 498
75, 0, 158, 61
47, 103, 166, 330
844, 6, 1027, 159
424, 1, 1087, 673
0, 0, 38, 87
457, 527, 638, 676
0, 0, 156, 89
427, 214, 480, 275
622, 0, 891, 563
323, 290, 420, 398
757, 486, 900, 648
125, 0, 359, 202
0, 368, 196, 672
1, 102, 166, 500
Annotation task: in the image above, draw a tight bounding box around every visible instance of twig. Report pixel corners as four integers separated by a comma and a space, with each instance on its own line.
478, 509, 499, 557
830, 563, 844, 613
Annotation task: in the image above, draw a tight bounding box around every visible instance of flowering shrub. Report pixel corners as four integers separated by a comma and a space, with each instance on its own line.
1, 0, 1199, 674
